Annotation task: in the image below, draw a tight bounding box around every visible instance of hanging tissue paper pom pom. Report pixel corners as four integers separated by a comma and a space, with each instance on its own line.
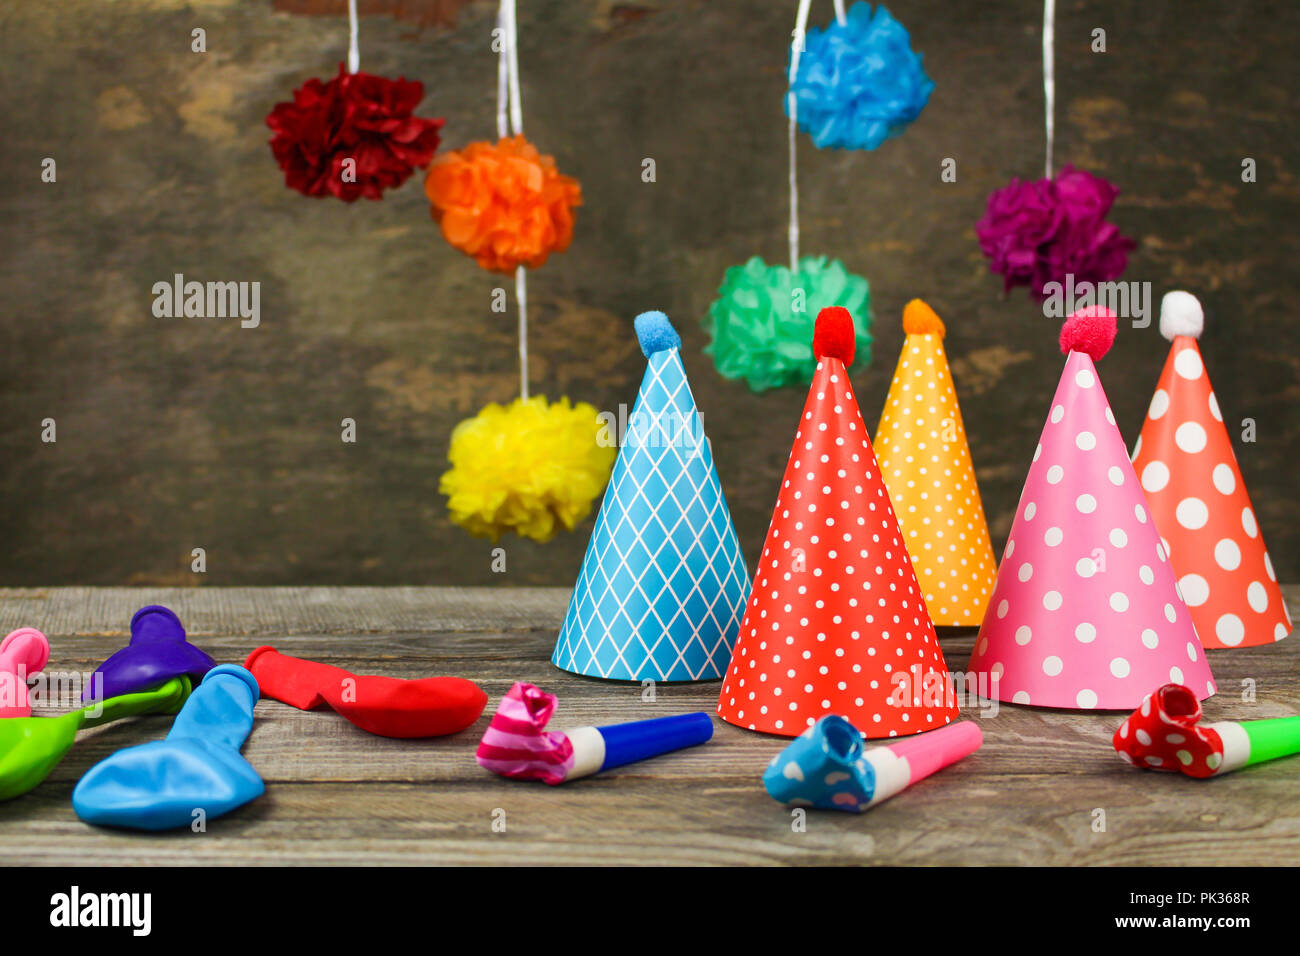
1059, 306, 1117, 361
425, 136, 582, 274
786, 2, 935, 151
975, 165, 1136, 300
703, 256, 872, 393
440, 396, 615, 543
267, 64, 444, 202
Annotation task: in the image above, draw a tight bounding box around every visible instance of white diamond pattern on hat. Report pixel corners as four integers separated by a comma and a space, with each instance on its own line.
555, 348, 750, 681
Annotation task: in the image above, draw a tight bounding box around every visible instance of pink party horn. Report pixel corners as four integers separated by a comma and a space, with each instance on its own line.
0, 629, 50, 718
1114, 683, 1300, 779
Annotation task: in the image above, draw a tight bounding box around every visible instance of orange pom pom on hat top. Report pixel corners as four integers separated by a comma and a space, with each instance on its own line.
425, 135, 582, 274
718, 307, 960, 739
874, 300, 996, 625
1131, 292, 1292, 648
900, 298, 946, 336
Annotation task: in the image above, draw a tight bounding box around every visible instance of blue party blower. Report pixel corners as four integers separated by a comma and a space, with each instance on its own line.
764, 714, 982, 813
593, 714, 714, 776
73, 664, 264, 830
477, 681, 714, 784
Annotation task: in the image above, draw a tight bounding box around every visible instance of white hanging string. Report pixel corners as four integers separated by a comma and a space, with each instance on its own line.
496, 4, 510, 139
347, 0, 360, 74
833, 0, 847, 25
1043, 0, 1055, 178
788, 0, 813, 272
504, 0, 524, 137
497, 0, 529, 399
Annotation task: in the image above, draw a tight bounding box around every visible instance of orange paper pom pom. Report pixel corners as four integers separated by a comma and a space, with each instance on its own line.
425, 135, 582, 274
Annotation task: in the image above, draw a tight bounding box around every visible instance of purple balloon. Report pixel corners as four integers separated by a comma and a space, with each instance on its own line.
83, 605, 216, 702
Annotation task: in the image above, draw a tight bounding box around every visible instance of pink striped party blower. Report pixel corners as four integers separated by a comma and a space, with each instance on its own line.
476, 682, 712, 785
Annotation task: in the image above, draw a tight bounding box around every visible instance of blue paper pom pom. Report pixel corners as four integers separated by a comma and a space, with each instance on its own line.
634, 310, 681, 357
786, 3, 935, 151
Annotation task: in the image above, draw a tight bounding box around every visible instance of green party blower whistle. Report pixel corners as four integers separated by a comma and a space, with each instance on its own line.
0, 676, 191, 800
1114, 683, 1300, 778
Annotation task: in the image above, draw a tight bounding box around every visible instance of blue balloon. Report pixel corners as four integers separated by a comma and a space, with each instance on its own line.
785, 3, 935, 151
73, 664, 264, 831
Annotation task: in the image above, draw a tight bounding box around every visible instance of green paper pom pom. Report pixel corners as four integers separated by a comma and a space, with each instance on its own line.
703, 256, 872, 392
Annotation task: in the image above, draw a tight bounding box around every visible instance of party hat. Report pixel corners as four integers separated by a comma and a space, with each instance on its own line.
1131, 292, 1291, 648
717, 307, 959, 738
552, 311, 749, 681
874, 300, 997, 625
969, 308, 1216, 709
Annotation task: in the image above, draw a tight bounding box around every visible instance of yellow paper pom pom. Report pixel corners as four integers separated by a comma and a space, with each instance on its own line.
440, 396, 616, 543
902, 299, 945, 337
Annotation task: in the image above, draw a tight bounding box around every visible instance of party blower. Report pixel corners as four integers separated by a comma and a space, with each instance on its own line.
476, 682, 713, 785
74, 665, 263, 830
0, 628, 51, 718
764, 715, 982, 812
245, 646, 487, 738
1114, 683, 1300, 779
0, 677, 190, 801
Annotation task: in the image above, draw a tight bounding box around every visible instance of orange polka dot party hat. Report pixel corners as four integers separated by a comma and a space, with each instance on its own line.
717, 307, 959, 739
873, 300, 997, 625
1131, 291, 1292, 648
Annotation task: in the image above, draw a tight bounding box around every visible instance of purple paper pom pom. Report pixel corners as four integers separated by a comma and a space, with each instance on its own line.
975, 166, 1137, 301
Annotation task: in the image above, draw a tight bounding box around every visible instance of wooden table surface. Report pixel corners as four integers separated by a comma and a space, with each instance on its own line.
1, 586, 1296, 866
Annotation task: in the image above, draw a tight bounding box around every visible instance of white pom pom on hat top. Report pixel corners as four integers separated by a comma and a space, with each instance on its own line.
1159, 291, 1204, 341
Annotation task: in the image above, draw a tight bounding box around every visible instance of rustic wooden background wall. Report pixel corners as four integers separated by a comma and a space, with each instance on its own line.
1, 0, 1295, 588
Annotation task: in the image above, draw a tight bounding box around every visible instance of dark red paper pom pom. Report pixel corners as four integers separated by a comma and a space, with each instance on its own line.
267, 63, 444, 202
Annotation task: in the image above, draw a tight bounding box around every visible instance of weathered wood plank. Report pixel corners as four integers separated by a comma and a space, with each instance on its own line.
0, 587, 1295, 865
5, 769, 1298, 867
0, 587, 570, 635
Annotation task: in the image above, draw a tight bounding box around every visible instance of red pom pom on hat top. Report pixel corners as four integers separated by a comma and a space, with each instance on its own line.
813, 307, 856, 365
1059, 306, 1117, 362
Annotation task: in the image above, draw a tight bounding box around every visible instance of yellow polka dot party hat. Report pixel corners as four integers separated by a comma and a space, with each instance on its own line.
873, 300, 996, 625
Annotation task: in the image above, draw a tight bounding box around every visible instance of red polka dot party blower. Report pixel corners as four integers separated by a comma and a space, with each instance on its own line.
717, 306, 960, 739
1131, 291, 1292, 648
967, 307, 1215, 710
1114, 683, 1300, 779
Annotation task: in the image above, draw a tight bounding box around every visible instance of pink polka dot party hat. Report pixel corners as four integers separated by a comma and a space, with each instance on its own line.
717, 307, 960, 738
874, 299, 997, 626
1131, 291, 1291, 648
968, 307, 1216, 710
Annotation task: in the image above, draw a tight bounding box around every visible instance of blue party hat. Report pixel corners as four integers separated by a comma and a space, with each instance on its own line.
553, 312, 750, 681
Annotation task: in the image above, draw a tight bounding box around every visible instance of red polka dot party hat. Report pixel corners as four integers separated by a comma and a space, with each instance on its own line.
968, 307, 1215, 710
717, 307, 959, 738
874, 300, 997, 626
1131, 292, 1291, 648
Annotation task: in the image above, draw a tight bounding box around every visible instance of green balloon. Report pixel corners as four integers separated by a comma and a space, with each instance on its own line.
0, 676, 190, 801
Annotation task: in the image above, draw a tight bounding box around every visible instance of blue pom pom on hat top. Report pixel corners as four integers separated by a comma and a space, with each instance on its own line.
786, 2, 934, 151
634, 310, 681, 357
